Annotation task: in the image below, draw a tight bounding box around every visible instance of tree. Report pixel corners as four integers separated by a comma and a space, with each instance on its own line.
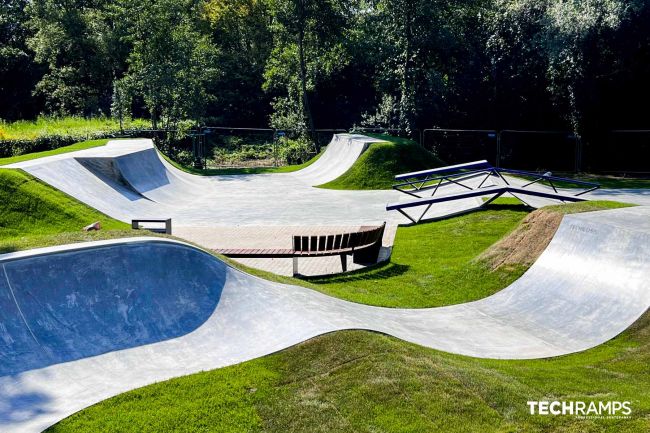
0, 0, 41, 120
264, 0, 352, 148
202, 0, 273, 126
115, 0, 219, 129
26, 0, 116, 116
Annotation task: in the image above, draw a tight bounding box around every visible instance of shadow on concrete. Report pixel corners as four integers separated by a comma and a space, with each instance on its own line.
0, 242, 226, 376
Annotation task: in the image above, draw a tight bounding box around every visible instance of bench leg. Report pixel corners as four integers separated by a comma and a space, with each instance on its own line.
340, 254, 347, 273
292, 257, 299, 276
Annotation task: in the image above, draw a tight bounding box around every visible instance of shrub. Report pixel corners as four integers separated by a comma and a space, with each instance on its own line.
0, 117, 150, 158
277, 137, 311, 164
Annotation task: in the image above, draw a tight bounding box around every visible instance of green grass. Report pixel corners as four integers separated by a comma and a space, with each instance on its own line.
47, 314, 650, 433
0, 139, 111, 165
319, 134, 443, 190
574, 174, 650, 189
543, 199, 635, 214
0, 116, 149, 141
0, 169, 130, 253
160, 149, 324, 175
223, 199, 629, 309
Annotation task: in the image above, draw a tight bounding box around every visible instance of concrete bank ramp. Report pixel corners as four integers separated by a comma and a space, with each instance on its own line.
290, 134, 384, 186
1, 205, 649, 432
5, 135, 406, 226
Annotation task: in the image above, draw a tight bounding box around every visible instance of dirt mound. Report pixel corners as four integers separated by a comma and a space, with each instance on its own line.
479, 208, 563, 271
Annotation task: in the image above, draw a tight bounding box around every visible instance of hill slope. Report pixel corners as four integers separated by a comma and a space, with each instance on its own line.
319, 134, 443, 190
0, 169, 130, 252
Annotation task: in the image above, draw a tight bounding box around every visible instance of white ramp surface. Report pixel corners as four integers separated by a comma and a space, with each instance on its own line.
5, 135, 411, 227
0, 206, 649, 433
291, 134, 383, 185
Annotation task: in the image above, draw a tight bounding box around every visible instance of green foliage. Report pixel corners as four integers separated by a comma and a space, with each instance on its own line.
320, 134, 443, 190
488, 0, 642, 135
264, 0, 352, 135
0, 139, 110, 165
0, 117, 149, 158
0, 0, 40, 120
277, 136, 311, 164
26, 0, 119, 116
115, 0, 220, 129
201, 0, 272, 125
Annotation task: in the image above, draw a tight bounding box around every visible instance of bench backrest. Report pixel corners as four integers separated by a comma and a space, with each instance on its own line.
292, 223, 385, 254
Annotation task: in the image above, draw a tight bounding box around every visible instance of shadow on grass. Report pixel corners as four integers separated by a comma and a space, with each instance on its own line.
0, 244, 19, 255
305, 262, 411, 285
406, 201, 531, 227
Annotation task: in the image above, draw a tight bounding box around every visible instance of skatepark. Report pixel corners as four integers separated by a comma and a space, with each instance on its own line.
1, 134, 650, 432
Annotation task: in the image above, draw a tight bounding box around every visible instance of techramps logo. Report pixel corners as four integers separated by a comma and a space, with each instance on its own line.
527, 400, 632, 420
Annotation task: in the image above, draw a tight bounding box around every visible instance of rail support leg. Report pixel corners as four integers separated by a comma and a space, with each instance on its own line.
340, 254, 347, 273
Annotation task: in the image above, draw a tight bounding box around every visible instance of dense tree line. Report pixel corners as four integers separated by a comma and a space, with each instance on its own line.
1, 0, 649, 142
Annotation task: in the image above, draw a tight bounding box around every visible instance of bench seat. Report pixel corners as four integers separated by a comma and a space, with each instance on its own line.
214, 223, 386, 276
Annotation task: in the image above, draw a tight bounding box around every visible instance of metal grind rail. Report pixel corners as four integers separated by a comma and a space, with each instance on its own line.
388, 161, 600, 224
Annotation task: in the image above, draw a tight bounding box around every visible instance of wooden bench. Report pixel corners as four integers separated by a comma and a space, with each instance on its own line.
131, 218, 172, 235
215, 223, 386, 276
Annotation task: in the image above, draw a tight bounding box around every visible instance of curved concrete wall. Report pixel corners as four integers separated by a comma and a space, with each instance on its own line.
1, 206, 649, 432
0, 241, 225, 376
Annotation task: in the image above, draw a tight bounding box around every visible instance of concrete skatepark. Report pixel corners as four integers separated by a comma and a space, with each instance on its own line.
1, 134, 650, 432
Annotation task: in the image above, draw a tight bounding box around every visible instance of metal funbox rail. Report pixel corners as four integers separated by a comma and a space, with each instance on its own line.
388, 161, 600, 224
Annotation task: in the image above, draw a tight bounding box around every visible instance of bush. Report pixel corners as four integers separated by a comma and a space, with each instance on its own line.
0, 117, 150, 158
277, 137, 311, 164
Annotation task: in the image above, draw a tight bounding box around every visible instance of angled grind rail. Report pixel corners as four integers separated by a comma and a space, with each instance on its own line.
389, 162, 600, 224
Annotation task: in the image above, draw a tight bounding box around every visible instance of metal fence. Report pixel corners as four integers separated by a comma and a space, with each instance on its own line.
585, 130, 650, 174
423, 129, 581, 173
121, 126, 650, 175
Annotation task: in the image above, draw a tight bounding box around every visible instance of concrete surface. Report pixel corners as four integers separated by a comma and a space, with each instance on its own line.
5, 135, 408, 227
176, 224, 397, 277
1, 205, 649, 432
6, 136, 650, 230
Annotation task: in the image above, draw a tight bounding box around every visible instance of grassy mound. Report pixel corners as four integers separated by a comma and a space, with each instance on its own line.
48, 314, 650, 433
318, 134, 443, 190
0, 169, 130, 253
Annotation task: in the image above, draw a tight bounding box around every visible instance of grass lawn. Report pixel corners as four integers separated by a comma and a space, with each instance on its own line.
0, 139, 111, 166
0, 169, 131, 253
319, 134, 443, 190
46, 314, 650, 433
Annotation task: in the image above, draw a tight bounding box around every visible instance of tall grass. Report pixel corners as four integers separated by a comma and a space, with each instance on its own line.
0, 116, 150, 141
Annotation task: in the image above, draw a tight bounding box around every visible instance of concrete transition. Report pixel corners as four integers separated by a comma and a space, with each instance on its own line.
7, 135, 650, 230
0, 205, 649, 432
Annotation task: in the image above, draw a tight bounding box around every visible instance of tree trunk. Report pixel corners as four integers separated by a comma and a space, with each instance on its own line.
399, 2, 414, 134
297, 0, 318, 151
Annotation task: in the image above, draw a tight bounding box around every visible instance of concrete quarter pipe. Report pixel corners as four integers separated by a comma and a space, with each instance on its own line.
0, 205, 649, 432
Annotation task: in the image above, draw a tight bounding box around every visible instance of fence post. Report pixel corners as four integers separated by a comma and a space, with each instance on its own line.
574, 134, 582, 173
496, 131, 502, 168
